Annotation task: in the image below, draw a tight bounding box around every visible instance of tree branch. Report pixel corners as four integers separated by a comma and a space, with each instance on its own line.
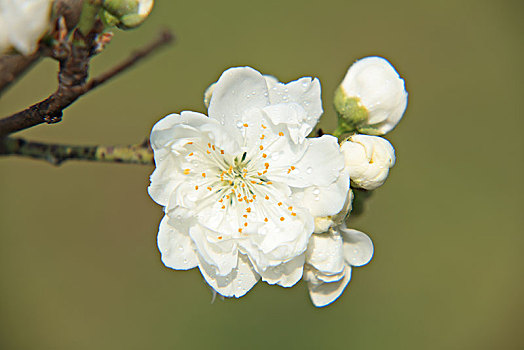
0, 137, 153, 166
0, 29, 174, 137
0, 53, 42, 96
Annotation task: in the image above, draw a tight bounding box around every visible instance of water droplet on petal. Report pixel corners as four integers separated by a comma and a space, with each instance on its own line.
302, 80, 310, 89
236, 121, 243, 128
306, 167, 313, 174
177, 244, 184, 251
314, 196, 320, 201
313, 188, 320, 195
183, 258, 188, 264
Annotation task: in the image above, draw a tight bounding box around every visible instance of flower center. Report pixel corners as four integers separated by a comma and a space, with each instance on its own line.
181, 138, 297, 236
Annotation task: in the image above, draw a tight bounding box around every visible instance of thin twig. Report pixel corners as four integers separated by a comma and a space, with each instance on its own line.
0, 137, 153, 165
84, 30, 174, 92
0, 29, 174, 137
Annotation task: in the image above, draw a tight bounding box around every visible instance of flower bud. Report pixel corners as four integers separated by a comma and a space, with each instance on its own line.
334, 56, 408, 136
100, 0, 154, 29
341, 134, 395, 190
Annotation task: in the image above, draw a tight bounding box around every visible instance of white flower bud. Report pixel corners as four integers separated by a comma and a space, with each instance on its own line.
341, 134, 395, 190
0, 0, 53, 55
335, 56, 408, 135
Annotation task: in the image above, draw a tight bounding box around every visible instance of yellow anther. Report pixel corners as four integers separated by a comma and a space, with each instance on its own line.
280, 217, 285, 221
278, 132, 284, 136
183, 169, 191, 175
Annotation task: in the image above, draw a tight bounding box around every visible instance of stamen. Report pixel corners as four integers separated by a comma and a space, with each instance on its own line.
183, 169, 191, 175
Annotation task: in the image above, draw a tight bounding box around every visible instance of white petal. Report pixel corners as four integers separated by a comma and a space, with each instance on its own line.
197, 253, 260, 298
292, 168, 349, 218
306, 231, 345, 275
266, 77, 322, 138
190, 225, 238, 276
262, 103, 310, 144
338, 226, 374, 267
257, 254, 305, 287
272, 135, 345, 188
307, 265, 351, 307
157, 215, 198, 270
208, 67, 270, 126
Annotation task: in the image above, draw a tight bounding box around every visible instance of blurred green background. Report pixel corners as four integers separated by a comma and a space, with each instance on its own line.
1, 0, 523, 349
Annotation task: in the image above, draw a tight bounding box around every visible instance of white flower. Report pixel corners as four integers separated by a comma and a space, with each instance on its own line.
304, 224, 373, 307
0, 0, 53, 55
341, 134, 395, 190
337, 56, 408, 135
149, 67, 349, 298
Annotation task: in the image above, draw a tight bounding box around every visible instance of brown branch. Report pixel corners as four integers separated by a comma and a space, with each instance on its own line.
0, 53, 42, 96
0, 29, 174, 137
0, 137, 153, 166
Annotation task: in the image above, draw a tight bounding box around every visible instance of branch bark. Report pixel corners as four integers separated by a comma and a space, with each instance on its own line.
0, 29, 174, 137
0, 137, 153, 165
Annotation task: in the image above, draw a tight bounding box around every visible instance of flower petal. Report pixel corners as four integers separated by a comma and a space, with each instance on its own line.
266, 76, 322, 138
262, 103, 311, 144
190, 224, 238, 276
197, 253, 260, 298
307, 265, 351, 307
157, 215, 198, 270
339, 226, 374, 267
256, 254, 305, 287
280, 135, 345, 188
292, 168, 349, 218
208, 67, 270, 126
306, 231, 345, 275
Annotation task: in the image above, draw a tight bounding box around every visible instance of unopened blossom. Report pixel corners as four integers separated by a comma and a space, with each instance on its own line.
0, 0, 53, 55
304, 224, 373, 307
100, 0, 154, 29
335, 56, 408, 135
341, 134, 395, 190
149, 67, 349, 298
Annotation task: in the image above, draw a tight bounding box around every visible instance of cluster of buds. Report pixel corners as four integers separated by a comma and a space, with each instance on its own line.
300, 56, 407, 306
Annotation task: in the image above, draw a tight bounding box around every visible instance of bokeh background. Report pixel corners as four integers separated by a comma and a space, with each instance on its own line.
1, 0, 523, 349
